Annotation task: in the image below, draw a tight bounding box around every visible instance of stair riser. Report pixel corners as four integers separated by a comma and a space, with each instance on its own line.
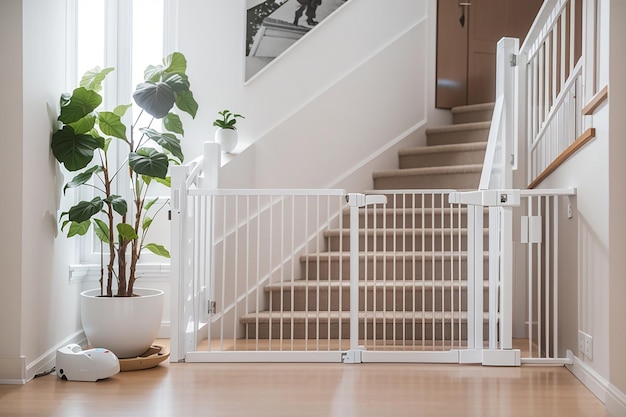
374, 172, 481, 190
453, 109, 493, 124
399, 149, 486, 169
326, 232, 488, 252
359, 194, 460, 208
426, 128, 489, 146
301, 257, 488, 281
342, 211, 489, 228
245, 322, 491, 340
267, 287, 489, 312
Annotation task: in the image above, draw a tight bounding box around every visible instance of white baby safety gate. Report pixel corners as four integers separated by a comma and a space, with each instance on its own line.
169, 144, 573, 366
169, 0, 592, 366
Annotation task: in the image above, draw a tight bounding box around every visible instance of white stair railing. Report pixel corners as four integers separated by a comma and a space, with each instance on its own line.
454, 0, 591, 366
518, 0, 587, 186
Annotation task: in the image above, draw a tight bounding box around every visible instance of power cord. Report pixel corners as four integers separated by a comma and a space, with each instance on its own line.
34, 367, 56, 378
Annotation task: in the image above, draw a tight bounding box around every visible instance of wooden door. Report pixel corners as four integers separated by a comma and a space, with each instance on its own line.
436, 0, 544, 108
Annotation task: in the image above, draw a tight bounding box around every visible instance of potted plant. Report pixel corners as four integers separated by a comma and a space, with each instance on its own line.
51, 52, 198, 358
213, 109, 244, 153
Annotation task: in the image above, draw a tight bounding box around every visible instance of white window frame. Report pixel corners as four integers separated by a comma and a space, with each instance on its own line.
67, 0, 177, 281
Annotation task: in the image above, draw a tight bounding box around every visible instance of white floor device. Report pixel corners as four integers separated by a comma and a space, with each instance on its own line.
56, 344, 120, 382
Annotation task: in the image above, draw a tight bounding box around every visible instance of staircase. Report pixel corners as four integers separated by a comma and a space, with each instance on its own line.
240, 102, 494, 342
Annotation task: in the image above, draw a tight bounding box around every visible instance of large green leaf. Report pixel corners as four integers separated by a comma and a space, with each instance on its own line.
117, 223, 138, 240
143, 64, 164, 83
163, 73, 190, 92
63, 165, 103, 194
113, 104, 132, 118
129, 147, 169, 179
68, 114, 96, 135
163, 52, 187, 75
67, 221, 91, 237
93, 218, 110, 244
68, 197, 104, 223
163, 113, 184, 135
79, 67, 114, 92
59, 87, 102, 124
132, 82, 175, 119
143, 197, 160, 212
144, 243, 170, 258
154, 176, 171, 188
98, 111, 127, 140
174, 90, 198, 119
139, 128, 184, 162
51, 126, 104, 171
104, 195, 128, 216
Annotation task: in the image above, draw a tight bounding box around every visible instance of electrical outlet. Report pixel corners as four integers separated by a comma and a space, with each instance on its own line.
578, 331, 585, 353
567, 202, 573, 219
578, 330, 593, 358
585, 333, 593, 359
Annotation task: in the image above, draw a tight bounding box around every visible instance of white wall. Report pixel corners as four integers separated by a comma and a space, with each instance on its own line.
0, 0, 83, 383
0, 0, 26, 382
21, 0, 85, 380
178, 0, 438, 191
537, 0, 626, 412
607, 0, 626, 408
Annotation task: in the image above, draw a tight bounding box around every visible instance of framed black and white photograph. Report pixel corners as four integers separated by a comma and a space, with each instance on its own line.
245, 0, 350, 81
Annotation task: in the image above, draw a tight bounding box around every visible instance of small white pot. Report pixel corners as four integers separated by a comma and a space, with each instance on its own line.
215, 128, 238, 153
80, 288, 164, 359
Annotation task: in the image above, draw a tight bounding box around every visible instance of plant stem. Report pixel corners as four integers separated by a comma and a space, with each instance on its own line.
102, 149, 116, 297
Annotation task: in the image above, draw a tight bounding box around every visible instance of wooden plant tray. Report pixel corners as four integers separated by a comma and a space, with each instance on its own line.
119, 344, 169, 372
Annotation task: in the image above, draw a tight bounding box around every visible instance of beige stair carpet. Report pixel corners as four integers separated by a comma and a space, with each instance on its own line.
241, 102, 494, 342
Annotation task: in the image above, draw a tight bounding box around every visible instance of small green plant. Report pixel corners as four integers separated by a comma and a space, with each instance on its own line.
213, 109, 244, 130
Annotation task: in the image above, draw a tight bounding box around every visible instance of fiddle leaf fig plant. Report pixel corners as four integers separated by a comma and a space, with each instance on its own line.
52, 52, 198, 297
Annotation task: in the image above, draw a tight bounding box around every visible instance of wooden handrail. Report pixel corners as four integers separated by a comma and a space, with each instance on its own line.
528, 128, 596, 189
582, 85, 608, 115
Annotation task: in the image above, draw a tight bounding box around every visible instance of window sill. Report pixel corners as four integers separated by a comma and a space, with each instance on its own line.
69, 262, 171, 283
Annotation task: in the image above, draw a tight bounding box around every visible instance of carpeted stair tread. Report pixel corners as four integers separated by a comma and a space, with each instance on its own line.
324, 228, 482, 237
264, 280, 489, 291
451, 102, 495, 115
300, 250, 488, 259
399, 142, 487, 156
425, 121, 490, 135
372, 164, 482, 179
240, 310, 492, 323
451, 103, 495, 124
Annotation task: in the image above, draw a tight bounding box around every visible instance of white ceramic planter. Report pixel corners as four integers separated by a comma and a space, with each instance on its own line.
215, 128, 238, 153
80, 288, 164, 359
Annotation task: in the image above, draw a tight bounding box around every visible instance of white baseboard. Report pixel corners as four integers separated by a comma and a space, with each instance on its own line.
566, 350, 626, 416
0, 355, 26, 384
606, 383, 626, 417
25, 331, 87, 384
3, 322, 173, 385
0, 331, 88, 385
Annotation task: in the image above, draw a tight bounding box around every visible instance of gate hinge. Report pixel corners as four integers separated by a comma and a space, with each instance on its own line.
208, 300, 216, 315
510, 53, 517, 67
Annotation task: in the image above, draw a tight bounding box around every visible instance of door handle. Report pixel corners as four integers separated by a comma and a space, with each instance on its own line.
458, 2, 471, 27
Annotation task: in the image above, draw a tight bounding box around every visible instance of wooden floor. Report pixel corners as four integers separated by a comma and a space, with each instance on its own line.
0, 344, 610, 417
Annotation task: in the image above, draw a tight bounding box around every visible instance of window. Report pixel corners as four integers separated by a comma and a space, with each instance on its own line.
70, 0, 169, 269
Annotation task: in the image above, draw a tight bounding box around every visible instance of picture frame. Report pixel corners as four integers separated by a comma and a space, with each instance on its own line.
245, 0, 350, 81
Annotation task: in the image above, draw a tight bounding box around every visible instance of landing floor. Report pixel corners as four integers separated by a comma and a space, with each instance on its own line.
0, 340, 608, 417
